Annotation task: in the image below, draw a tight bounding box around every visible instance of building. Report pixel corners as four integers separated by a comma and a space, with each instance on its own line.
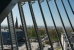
1, 29, 25, 50
61, 32, 74, 50
15, 17, 18, 29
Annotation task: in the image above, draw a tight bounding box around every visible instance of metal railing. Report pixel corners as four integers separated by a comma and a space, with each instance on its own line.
0, 0, 74, 50
7, 11, 18, 50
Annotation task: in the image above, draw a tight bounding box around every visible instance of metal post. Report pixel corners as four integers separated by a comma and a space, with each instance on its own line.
7, 15, 13, 50
0, 24, 3, 50
7, 11, 18, 50
53, 0, 73, 50
46, 0, 64, 50
18, 2, 32, 50
67, 0, 74, 14
37, 0, 54, 50
28, 1, 43, 50
60, 0, 74, 32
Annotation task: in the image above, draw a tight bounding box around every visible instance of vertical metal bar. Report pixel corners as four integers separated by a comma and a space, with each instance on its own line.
67, 0, 74, 14
0, 24, 3, 50
28, 1, 43, 50
37, 0, 54, 50
7, 11, 18, 50
61, 0, 74, 32
46, 0, 64, 50
53, 0, 73, 50
7, 16, 13, 50
60, 0, 74, 49
21, 3, 32, 50
18, 2, 32, 50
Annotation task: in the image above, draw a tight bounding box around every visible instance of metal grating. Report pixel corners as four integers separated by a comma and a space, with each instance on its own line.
7, 11, 18, 50
0, 0, 74, 50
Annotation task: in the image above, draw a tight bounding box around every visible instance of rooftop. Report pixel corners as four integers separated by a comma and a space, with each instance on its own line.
1, 29, 22, 32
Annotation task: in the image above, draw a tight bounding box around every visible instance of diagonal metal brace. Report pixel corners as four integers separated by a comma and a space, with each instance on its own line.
67, 0, 74, 14
31, 0, 35, 4
21, 2, 26, 6
47, 0, 51, 2
40, 0, 44, 3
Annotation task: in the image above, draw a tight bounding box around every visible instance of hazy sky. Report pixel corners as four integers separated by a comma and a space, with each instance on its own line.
1, 0, 74, 27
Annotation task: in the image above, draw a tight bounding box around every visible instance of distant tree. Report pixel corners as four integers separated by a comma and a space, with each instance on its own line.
27, 27, 66, 42
38, 29, 46, 38
66, 29, 72, 32
27, 27, 46, 38
27, 27, 36, 38
48, 29, 58, 42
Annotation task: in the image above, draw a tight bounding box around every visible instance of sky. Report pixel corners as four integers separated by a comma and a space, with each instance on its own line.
1, 0, 74, 27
